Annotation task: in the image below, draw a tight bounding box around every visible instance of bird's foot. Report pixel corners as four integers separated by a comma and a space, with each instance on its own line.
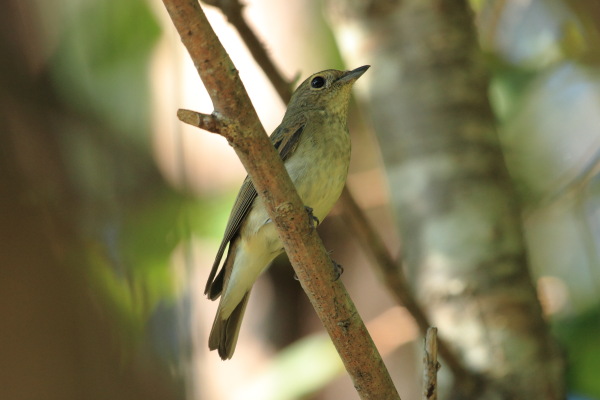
332, 260, 344, 281
326, 250, 344, 281
304, 206, 320, 228
293, 260, 343, 281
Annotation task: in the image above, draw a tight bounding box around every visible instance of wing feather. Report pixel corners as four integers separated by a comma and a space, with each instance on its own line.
204, 116, 307, 296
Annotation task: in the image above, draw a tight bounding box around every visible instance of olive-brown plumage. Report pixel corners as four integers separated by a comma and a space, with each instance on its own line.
206, 65, 369, 359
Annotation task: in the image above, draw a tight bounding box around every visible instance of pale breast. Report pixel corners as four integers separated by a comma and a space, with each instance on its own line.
285, 123, 351, 222
240, 117, 351, 257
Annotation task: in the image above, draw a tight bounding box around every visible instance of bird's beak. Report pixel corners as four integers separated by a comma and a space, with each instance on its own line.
337, 65, 370, 84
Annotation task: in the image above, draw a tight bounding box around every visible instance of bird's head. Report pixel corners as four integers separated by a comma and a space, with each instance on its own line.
285, 65, 370, 117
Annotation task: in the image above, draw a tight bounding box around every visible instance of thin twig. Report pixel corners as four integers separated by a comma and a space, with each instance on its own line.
422, 327, 440, 400
162, 1, 400, 398
177, 109, 232, 136
203, 0, 292, 103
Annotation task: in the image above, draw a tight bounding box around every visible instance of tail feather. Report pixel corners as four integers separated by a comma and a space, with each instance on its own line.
206, 268, 225, 300
206, 239, 239, 301
208, 292, 251, 360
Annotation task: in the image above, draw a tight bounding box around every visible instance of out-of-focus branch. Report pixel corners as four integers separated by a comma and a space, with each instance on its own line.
203, 0, 293, 103
340, 187, 472, 382
162, 1, 400, 398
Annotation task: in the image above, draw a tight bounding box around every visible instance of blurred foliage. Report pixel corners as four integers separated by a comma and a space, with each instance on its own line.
50, 0, 160, 142
241, 333, 342, 400
37, 0, 200, 351
487, 56, 539, 122
555, 305, 600, 397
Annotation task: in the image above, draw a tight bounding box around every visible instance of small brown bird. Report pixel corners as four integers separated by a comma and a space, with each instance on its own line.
205, 65, 369, 359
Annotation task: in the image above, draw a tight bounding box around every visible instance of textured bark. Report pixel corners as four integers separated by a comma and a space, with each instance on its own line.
327, 0, 565, 398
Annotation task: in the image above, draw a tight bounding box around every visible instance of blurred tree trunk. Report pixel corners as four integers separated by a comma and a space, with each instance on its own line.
0, 1, 183, 399
327, 0, 565, 398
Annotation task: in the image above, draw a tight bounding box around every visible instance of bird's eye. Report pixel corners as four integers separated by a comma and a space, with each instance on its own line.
311, 76, 326, 89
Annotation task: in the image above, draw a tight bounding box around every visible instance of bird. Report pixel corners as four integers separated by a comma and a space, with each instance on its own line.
205, 65, 370, 359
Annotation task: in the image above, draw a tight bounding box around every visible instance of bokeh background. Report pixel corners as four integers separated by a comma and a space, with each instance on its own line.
1, 0, 599, 399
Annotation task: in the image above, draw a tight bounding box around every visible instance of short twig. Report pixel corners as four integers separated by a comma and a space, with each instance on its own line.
178, 109, 221, 132
422, 327, 440, 400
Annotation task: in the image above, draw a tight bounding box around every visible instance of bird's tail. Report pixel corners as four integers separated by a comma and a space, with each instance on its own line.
208, 291, 251, 360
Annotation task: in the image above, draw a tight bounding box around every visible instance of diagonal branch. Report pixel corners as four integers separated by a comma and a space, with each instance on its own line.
162, 0, 400, 398
204, 0, 474, 385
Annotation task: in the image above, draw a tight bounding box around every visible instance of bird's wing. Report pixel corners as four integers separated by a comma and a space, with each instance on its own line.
204, 116, 307, 297
270, 116, 306, 162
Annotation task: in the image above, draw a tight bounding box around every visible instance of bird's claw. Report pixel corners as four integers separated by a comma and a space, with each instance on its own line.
305, 206, 320, 228
332, 260, 344, 281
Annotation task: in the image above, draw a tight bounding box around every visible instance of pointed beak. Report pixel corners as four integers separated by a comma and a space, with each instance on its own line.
337, 65, 370, 84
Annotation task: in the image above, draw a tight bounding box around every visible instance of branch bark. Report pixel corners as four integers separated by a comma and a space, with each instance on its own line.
162, 1, 400, 398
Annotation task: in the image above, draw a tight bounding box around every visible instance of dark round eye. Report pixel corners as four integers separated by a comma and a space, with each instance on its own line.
311, 76, 326, 89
